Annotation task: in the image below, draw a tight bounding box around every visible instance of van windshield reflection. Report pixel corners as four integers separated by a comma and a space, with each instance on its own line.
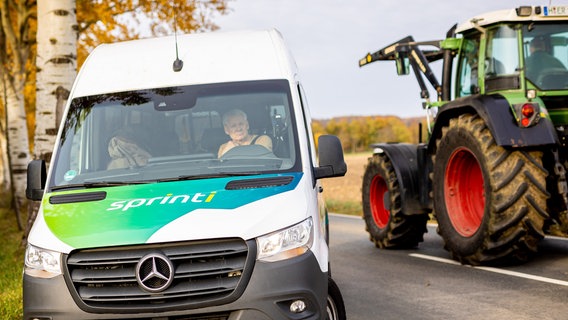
49, 80, 299, 190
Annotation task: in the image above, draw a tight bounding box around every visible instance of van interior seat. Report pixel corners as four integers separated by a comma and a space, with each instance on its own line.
200, 128, 229, 154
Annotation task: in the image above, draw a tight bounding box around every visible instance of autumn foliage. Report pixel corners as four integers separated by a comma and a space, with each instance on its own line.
313, 116, 427, 153
76, 0, 229, 66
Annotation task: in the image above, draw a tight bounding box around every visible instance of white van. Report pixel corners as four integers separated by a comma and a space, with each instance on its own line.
24, 29, 347, 319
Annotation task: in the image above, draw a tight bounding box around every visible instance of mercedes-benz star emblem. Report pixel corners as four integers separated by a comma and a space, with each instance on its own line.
136, 253, 174, 293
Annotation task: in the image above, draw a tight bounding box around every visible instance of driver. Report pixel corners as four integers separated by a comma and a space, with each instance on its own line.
525, 36, 566, 82
217, 109, 272, 157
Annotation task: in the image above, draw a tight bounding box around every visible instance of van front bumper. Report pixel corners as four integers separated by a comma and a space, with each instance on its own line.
24, 250, 327, 320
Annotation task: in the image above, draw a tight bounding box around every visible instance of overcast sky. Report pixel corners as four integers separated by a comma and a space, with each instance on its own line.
215, 0, 560, 119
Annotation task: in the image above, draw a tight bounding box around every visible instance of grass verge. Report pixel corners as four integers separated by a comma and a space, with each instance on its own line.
0, 207, 24, 318
326, 199, 362, 216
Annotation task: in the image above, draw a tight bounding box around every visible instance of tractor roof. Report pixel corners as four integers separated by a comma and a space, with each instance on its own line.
456, 6, 568, 34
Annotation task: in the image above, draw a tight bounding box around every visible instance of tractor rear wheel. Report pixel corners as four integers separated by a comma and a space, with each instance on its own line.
432, 113, 549, 265
362, 153, 428, 248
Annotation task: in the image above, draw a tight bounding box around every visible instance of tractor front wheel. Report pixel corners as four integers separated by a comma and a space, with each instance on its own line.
362, 153, 428, 248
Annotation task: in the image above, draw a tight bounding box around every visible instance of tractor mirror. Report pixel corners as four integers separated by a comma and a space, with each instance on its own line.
396, 56, 410, 75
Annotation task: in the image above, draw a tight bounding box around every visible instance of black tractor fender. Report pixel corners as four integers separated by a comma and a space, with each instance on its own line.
369, 143, 431, 215
429, 94, 559, 152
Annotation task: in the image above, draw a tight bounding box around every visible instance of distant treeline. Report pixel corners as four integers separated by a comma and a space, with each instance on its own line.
312, 115, 428, 153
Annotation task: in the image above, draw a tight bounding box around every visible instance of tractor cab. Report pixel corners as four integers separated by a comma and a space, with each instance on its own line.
454, 6, 568, 126
457, 7, 568, 93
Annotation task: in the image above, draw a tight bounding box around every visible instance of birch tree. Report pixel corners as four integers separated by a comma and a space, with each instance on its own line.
0, 80, 8, 197
35, 0, 77, 163
0, 0, 35, 217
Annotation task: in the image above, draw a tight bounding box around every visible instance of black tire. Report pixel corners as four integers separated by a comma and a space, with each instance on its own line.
432, 113, 549, 265
326, 277, 346, 320
362, 153, 428, 248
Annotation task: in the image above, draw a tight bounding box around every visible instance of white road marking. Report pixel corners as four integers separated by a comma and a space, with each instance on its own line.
330, 213, 568, 286
409, 253, 568, 287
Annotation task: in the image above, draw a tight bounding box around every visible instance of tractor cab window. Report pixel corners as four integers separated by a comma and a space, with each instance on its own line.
486, 25, 519, 77
523, 23, 568, 90
457, 35, 480, 97
484, 25, 520, 92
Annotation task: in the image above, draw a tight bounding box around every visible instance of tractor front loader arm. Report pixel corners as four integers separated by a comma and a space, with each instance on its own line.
358, 36, 415, 65
359, 36, 445, 102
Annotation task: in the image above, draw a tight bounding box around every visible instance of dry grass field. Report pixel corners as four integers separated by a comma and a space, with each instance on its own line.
321, 152, 370, 215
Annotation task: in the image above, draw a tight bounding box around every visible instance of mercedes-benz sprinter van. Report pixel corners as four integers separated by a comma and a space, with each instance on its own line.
24, 29, 347, 319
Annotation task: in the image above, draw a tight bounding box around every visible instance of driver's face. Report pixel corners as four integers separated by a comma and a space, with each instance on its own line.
224, 115, 249, 140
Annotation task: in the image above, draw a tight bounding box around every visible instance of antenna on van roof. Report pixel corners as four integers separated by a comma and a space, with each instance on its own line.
172, 4, 183, 72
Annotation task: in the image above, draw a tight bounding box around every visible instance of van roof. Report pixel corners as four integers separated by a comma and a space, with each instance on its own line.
72, 29, 299, 98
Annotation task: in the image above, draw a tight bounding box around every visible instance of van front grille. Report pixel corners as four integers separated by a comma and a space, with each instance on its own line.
64, 239, 255, 313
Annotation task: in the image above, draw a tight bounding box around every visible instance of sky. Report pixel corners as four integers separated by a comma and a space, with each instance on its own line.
214, 0, 562, 119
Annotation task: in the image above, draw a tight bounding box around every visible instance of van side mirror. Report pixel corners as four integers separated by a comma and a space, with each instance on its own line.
314, 135, 347, 179
26, 160, 47, 201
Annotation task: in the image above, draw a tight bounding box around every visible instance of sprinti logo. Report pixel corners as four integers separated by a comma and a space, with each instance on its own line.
107, 192, 217, 211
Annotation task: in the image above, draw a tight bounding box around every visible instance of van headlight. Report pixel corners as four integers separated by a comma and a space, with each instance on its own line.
257, 218, 313, 262
24, 244, 62, 278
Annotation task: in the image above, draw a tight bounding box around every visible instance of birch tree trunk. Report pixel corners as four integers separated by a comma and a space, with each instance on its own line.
23, 0, 78, 234
0, 133, 8, 203
1, 0, 35, 227
0, 130, 7, 192
5, 73, 30, 215
35, 0, 77, 163
0, 79, 9, 193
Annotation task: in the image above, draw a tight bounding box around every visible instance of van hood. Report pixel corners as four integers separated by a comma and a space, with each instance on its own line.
40, 173, 304, 249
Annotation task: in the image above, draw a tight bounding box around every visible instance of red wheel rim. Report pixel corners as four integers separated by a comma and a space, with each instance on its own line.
369, 175, 389, 229
444, 147, 485, 237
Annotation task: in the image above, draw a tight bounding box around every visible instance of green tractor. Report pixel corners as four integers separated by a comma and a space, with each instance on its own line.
359, 6, 568, 265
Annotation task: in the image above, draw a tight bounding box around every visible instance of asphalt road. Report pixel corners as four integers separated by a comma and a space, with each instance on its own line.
328, 214, 568, 320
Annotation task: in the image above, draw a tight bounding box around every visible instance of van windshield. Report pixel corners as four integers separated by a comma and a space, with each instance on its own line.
49, 80, 300, 189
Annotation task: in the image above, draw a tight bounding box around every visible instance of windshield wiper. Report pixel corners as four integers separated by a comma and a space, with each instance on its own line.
51, 181, 146, 191
157, 172, 262, 183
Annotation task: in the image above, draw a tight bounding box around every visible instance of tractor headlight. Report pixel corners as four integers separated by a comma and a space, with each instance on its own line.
257, 218, 313, 262
24, 244, 62, 278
